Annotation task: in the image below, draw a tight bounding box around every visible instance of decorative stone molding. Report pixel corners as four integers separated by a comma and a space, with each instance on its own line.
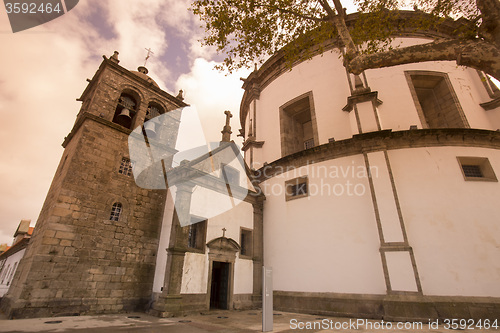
207, 237, 241, 260
255, 128, 500, 182
480, 97, 500, 111
342, 91, 383, 112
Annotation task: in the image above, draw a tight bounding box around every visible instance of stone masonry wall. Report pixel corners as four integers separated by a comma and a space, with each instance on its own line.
1, 118, 166, 318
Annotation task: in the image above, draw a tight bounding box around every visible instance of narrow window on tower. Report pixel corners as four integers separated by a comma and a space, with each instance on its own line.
457, 157, 497, 182
112, 92, 139, 129
118, 157, 133, 176
285, 176, 309, 201
109, 202, 123, 221
187, 217, 207, 253
240, 228, 253, 259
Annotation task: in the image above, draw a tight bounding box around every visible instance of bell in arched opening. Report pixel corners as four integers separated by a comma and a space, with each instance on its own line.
144, 120, 156, 138
112, 93, 138, 129
116, 108, 132, 127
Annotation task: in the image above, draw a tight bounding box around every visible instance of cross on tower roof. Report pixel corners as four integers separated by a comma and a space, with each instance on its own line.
144, 48, 154, 66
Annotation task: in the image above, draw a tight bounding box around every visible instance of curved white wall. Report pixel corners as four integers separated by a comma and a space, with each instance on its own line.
262, 156, 387, 294
247, 37, 500, 168
389, 146, 500, 297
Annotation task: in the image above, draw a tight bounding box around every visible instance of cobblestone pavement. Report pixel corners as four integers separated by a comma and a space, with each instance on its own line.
0, 310, 498, 333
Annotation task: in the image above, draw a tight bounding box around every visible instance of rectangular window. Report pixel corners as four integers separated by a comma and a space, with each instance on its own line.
406, 71, 468, 129
457, 157, 497, 182
279, 92, 318, 156
285, 176, 309, 201
240, 228, 253, 258
187, 217, 207, 252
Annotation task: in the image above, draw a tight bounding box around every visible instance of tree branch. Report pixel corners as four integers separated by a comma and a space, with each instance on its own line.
476, 0, 500, 46
347, 38, 500, 81
318, 0, 358, 56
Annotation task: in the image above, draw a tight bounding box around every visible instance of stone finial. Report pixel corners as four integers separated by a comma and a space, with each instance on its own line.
110, 51, 120, 63
221, 110, 233, 142
352, 74, 371, 95
137, 66, 149, 74
176, 89, 184, 101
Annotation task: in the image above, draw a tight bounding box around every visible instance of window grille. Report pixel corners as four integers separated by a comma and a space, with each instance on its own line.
304, 139, 315, 149
461, 165, 483, 178
109, 202, 122, 221
119, 157, 133, 176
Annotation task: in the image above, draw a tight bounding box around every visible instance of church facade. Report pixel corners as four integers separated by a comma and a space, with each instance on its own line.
2, 13, 500, 321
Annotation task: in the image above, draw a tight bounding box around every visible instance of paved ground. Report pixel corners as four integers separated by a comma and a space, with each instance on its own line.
0, 310, 498, 333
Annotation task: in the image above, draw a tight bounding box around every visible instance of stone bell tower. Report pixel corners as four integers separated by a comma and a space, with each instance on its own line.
1, 52, 187, 318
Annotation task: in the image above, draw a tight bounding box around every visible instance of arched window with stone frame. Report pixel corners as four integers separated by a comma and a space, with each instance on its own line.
109, 202, 123, 221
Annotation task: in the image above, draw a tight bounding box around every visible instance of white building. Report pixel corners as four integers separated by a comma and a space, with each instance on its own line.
237, 22, 500, 320
0, 220, 33, 298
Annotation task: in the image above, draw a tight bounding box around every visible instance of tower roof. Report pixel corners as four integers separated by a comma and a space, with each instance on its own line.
131, 66, 159, 88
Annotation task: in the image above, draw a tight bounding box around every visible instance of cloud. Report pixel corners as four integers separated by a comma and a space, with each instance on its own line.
175, 58, 251, 145
0, 0, 211, 244
0, 4, 102, 245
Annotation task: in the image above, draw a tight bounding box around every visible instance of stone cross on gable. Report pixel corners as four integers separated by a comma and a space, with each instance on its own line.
221, 111, 233, 142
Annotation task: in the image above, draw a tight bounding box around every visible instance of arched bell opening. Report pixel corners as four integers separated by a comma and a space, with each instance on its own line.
143, 102, 165, 139
112, 92, 139, 129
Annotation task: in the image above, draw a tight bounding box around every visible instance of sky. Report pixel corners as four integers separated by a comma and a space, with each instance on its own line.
0, 0, 358, 245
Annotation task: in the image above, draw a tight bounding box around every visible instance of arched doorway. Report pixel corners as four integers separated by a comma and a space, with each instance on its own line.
206, 237, 240, 310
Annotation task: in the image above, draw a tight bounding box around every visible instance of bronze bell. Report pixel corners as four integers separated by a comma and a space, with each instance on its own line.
117, 108, 132, 127
144, 121, 156, 138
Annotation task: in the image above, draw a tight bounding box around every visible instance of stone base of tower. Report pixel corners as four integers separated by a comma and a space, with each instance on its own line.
0, 293, 150, 319
273, 291, 500, 321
